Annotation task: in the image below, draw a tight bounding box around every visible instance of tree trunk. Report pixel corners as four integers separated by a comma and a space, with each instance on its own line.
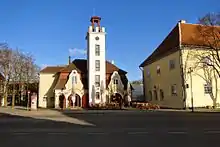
2, 81, 7, 107
26, 84, 30, 110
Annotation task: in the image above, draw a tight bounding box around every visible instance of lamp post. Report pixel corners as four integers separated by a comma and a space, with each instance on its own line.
188, 67, 194, 112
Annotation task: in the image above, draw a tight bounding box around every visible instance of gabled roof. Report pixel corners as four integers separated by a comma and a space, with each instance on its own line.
59, 63, 80, 73
40, 66, 66, 73
140, 21, 220, 67
53, 59, 128, 90
72, 59, 127, 74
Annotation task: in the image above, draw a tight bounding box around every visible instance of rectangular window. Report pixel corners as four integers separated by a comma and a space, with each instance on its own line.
95, 60, 100, 71
95, 75, 100, 87
72, 76, 77, 84
95, 45, 100, 56
169, 59, 175, 70
171, 84, 177, 96
96, 92, 100, 99
156, 65, 161, 75
204, 84, 212, 94
146, 68, 150, 77
113, 79, 118, 84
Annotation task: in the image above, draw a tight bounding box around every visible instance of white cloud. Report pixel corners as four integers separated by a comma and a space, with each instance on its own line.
69, 48, 87, 56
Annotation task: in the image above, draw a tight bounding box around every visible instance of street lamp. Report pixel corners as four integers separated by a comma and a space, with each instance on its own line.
188, 67, 194, 112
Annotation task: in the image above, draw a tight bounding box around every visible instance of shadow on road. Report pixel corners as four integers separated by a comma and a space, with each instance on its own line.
0, 112, 93, 131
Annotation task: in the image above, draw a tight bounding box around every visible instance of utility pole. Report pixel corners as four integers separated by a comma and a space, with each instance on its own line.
188, 67, 194, 112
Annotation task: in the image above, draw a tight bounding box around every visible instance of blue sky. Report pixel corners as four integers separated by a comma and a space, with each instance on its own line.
0, 0, 219, 81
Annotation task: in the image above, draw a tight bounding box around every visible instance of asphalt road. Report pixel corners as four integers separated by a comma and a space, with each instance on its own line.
1, 110, 220, 147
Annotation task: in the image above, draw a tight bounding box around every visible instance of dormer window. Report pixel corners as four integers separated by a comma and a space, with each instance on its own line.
114, 79, 118, 84
72, 76, 77, 84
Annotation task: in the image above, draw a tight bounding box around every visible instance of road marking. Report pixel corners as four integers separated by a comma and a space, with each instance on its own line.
47, 132, 67, 135
12, 132, 31, 135
168, 131, 187, 134
204, 131, 220, 134
87, 132, 107, 135
128, 132, 149, 135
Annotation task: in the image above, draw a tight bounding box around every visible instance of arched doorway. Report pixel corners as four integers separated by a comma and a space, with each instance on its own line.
68, 94, 73, 108
59, 94, 66, 109
75, 94, 81, 107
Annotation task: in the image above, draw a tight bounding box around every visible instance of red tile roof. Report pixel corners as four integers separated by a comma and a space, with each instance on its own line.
40, 66, 66, 73
52, 59, 128, 90
140, 22, 220, 67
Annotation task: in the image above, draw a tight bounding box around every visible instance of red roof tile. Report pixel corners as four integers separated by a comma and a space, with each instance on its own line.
140, 22, 220, 67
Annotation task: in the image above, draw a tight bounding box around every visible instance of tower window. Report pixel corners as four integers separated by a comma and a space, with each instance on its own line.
95, 60, 100, 71
95, 75, 100, 87
95, 45, 100, 56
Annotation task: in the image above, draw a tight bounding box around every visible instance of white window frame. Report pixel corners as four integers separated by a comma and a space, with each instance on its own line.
95, 44, 100, 56
95, 60, 100, 71
169, 59, 175, 70
204, 83, 212, 94
95, 75, 100, 87
171, 84, 177, 96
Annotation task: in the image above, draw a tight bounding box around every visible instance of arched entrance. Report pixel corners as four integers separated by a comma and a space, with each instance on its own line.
68, 94, 73, 108
111, 93, 123, 103
75, 94, 81, 107
59, 94, 66, 109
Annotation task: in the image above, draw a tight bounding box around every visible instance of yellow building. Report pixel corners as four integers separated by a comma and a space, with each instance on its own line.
140, 20, 220, 109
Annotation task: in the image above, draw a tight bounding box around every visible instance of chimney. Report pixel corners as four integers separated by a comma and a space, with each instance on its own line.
68, 56, 71, 64
179, 20, 186, 23
111, 60, 114, 65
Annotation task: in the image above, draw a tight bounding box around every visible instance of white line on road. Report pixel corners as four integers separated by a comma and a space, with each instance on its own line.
87, 132, 108, 135
204, 131, 220, 134
127, 132, 149, 135
167, 131, 187, 134
12, 132, 31, 135
47, 132, 67, 135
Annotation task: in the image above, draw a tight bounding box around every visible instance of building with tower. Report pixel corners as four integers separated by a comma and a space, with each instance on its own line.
38, 16, 133, 109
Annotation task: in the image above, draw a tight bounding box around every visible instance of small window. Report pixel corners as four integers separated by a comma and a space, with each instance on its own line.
95, 75, 100, 87
169, 59, 175, 70
171, 84, 177, 96
156, 65, 161, 75
153, 89, 158, 100
160, 89, 164, 100
95, 60, 100, 71
95, 45, 100, 56
72, 76, 77, 84
114, 79, 118, 84
96, 92, 100, 99
204, 83, 212, 94
146, 68, 150, 77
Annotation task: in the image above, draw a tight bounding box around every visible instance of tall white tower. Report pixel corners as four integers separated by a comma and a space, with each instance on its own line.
86, 16, 106, 105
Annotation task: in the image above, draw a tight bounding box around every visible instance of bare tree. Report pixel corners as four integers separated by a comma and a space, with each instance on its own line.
187, 12, 220, 108
0, 44, 13, 107
196, 12, 220, 77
